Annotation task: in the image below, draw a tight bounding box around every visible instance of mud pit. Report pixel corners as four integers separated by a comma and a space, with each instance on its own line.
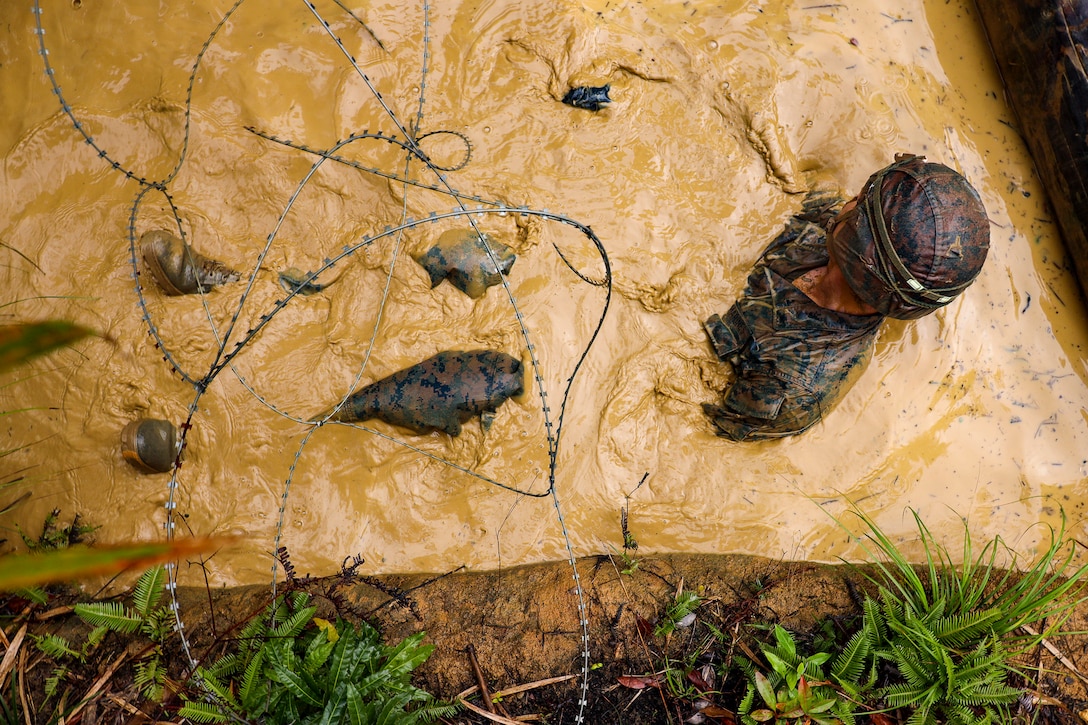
2, 0, 1088, 603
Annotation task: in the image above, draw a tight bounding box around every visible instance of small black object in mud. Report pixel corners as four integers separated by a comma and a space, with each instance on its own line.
562, 84, 612, 111
315, 349, 525, 436
121, 418, 179, 473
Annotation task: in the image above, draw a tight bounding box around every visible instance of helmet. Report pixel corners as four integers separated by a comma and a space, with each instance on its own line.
827, 154, 990, 320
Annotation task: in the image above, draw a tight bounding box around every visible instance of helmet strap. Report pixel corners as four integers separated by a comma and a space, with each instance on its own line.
863, 155, 973, 308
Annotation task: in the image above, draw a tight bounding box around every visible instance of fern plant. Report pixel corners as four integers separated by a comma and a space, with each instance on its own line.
860, 590, 1021, 724
179, 591, 458, 724
834, 506, 1088, 723
18, 509, 97, 552
75, 564, 172, 700
655, 590, 702, 637
35, 565, 172, 701
737, 624, 865, 725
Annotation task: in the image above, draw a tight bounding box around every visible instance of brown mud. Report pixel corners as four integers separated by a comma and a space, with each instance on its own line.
2, 0, 1088, 590
5, 0, 1088, 720
11, 554, 1088, 724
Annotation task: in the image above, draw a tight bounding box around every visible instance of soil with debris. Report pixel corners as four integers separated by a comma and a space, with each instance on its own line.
7, 553, 1088, 724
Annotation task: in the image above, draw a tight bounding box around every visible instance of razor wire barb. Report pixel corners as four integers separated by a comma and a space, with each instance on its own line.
32, 0, 608, 721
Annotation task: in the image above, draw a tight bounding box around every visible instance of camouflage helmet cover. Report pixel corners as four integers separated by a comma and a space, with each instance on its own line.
827, 154, 991, 320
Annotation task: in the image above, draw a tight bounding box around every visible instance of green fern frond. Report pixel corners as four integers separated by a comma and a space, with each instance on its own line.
193, 668, 240, 711
410, 698, 463, 722
176, 700, 231, 723
240, 610, 272, 641
178, 594, 444, 723
132, 565, 166, 617
302, 629, 335, 675
43, 665, 68, 698
949, 682, 1020, 706
238, 648, 267, 712
134, 656, 165, 700
902, 705, 937, 725
379, 631, 434, 683
884, 641, 929, 689
16, 587, 47, 605
84, 624, 109, 651
942, 702, 993, 725
831, 628, 871, 687
73, 601, 142, 633
34, 633, 82, 662
954, 641, 1008, 678
930, 609, 1003, 647
204, 652, 243, 679
288, 589, 310, 611
878, 590, 906, 629
267, 653, 322, 708
915, 597, 946, 628
737, 683, 756, 715
345, 682, 365, 725
327, 625, 377, 694
882, 681, 929, 708
270, 605, 316, 640
862, 595, 887, 642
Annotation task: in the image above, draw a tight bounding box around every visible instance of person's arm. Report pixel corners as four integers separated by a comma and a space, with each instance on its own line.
796, 190, 844, 226
702, 373, 822, 441
703, 306, 823, 441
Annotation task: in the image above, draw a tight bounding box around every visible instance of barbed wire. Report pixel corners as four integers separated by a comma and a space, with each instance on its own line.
32, 0, 608, 720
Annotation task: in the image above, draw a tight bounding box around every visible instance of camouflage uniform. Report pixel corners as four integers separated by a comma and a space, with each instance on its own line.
703, 193, 884, 441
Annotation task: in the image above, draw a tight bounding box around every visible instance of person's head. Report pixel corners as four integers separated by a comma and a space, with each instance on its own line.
826, 154, 990, 320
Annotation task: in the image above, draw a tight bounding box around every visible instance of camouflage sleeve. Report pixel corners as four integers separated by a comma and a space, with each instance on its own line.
704, 306, 749, 363
795, 190, 845, 226
702, 373, 822, 441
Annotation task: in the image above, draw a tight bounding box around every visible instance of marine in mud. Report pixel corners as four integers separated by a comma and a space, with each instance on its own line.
315, 349, 525, 436
703, 154, 991, 441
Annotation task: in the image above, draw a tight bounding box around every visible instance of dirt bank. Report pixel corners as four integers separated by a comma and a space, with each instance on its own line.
101, 553, 1088, 723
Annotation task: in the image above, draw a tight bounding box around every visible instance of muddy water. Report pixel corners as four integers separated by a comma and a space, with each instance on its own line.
1, 0, 1086, 586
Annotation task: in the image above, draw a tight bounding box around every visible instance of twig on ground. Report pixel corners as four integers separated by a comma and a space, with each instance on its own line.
494, 673, 578, 698
65, 649, 129, 722
36, 605, 73, 621
18, 647, 31, 725
458, 672, 580, 722
0, 623, 26, 689
107, 693, 142, 715
1022, 624, 1088, 686
458, 697, 527, 724
457, 673, 578, 700
467, 643, 498, 714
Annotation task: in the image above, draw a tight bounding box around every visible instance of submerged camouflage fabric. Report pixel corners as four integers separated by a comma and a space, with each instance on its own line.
703, 193, 884, 441
413, 229, 516, 299
321, 349, 524, 436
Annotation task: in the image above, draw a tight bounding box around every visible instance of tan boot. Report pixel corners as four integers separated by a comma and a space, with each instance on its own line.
140, 229, 239, 295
